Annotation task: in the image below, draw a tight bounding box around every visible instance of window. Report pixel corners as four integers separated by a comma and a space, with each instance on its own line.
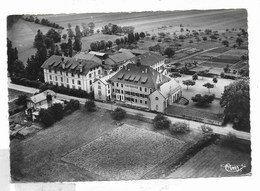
60, 71, 62, 75
150, 89, 153, 93
121, 84, 123, 88
112, 89, 114, 93
112, 82, 114, 86
145, 88, 147, 92
135, 99, 137, 102
72, 73, 74, 77
98, 81, 101, 85
49, 75, 52, 80
155, 97, 159, 100
54, 70, 57, 74
116, 83, 118, 87
67, 79, 69, 83
90, 86, 93, 91
49, 69, 51, 73
108, 89, 110, 94
140, 100, 143, 104
98, 90, 102, 96
78, 80, 81, 85
72, 79, 74, 84
78, 74, 80, 78
98, 70, 101, 74
98, 85, 101, 89
55, 76, 58, 81
90, 80, 92, 85
121, 90, 124, 94
66, 72, 68, 76
145, 101, 147, 104
140, 87, 142, 91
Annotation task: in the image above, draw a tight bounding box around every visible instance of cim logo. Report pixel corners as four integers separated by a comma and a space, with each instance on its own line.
221, 162, 247, 173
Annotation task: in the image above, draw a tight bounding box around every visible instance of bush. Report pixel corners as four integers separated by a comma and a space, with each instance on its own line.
111, 107, 127, 121
48, 103, 64, 121
152, 113, 171, 129
169, 122, 189, 134
39, 109, 55, 128
191, 94, 215, 106
70, 99, 80, 111
157, 39, 162, 42
16, 95, 28, 106
85, 100, 96, 112
200, 124, 213, 134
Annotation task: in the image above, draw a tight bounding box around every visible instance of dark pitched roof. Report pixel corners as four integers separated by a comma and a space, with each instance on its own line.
109, 52, 135, 64
129, 52, 165, 67
41, 55, 101, 75
109, 63, 170, 89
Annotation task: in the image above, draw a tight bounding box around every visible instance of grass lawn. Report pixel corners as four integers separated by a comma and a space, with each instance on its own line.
167, 139, 251, 178
7, 19, 53, 64
8, 88, 32, 101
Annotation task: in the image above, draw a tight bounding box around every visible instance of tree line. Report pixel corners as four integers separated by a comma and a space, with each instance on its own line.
23, 15, 64, 29
101, 23, 135, 35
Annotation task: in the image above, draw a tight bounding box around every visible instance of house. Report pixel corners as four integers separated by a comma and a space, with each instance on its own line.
108, 60, 182, 112
41, 55, 103, 93
93, 72, 116, 101
26, 90, 64, 121
126, 52, 166, 73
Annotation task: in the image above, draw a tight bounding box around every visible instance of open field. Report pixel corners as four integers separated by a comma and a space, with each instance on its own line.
62, 124, 186, 180
10, 107, 205, 181
8, 88, 32, 101
36, 9, 247, 33
167, 141, 251, 178
7, 19, 53, 64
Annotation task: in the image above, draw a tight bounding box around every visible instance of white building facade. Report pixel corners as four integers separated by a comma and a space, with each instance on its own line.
42, 55, 103, 93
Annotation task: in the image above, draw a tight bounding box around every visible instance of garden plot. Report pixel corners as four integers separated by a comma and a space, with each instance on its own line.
200, 61, 228, 68
211, 55, 241, 64
62, 124, 186, 180
222, 49, 248, 56
206, 46, 231, 53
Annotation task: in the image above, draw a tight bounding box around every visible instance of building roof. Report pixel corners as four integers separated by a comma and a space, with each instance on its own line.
74, 52, 103, 65
109, 63, 170, 89
129, 52, 165, 67
41, 55, 101, 75
28, 89, 56, 104
95, 72, 117, 86
109, 52, 135, 64
157, 79, 182, 98
88, 51, 106, 57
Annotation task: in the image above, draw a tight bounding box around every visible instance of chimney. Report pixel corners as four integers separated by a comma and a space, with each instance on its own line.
136, 58, 141, 67
61, 57, 65, 69
79, 62, 83, 73
46, 92, 53, 108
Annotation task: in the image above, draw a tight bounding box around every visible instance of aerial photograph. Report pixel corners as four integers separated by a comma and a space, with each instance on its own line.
7, 9, 250, 182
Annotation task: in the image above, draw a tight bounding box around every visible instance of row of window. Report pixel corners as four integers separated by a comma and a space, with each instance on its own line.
124, 97, 148, 105
112, 89, 149, 98
49, 75, 81, 85
112, 82, 152, 93
48, 68, 101, 78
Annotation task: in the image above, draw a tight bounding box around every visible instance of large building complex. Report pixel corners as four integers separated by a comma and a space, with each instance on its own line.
108, 60, 182, 113
41, 55, 103, 92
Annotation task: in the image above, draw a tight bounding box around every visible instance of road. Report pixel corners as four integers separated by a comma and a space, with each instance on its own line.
8, 82, 250, 141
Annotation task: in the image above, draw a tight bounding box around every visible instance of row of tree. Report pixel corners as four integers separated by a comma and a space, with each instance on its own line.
23, 16, 64, 29
90, 40, 113, 51
101, 23, 135, 35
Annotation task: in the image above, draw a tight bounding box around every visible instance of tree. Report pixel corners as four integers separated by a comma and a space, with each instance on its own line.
222, 40, 229, 47
203, 82, 214, 93
45, 28, 61, 43
62, 34, 67, 40
73, 36, 82, 52
49, 103, 64, 121
224, 64, 230, 73
134, 32, 140, 41
84, 100, 96, 112
33, 29, 45, 49
202, 36, 207, 41
183, 80, 196, 90
15, 95, 27, 106
164, 47, 175, 58
152, 113, 171, 129
191, 94, 215, 106
139, 32, 145, 39
192, 73, 198, 81
60, 42, 69, 56
213, 76, 218, 86
67, 38, 73, 57
90, 42, 98, 51
75, 25, 82, 38
236, 37, 243, 47
115, 38, 121, 45
12, 60, 25, 77
67, 28, 74, 39
107, 40, 113, 49
111, 107, 126, 121
88, 22, 95, 34
220, 78, 250, 132
38, 109, 55, 128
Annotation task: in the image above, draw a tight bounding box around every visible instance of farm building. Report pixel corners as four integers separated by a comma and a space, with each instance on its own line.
26, 89, 64, 121
126, 52, 167, 74
41, 55, 103, 93
108, 60, 182, 113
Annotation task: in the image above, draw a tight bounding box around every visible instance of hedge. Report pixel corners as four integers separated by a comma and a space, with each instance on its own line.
11, 77, 94, 99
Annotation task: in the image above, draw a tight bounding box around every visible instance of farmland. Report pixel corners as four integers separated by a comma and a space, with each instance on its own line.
167, 140, 251, 178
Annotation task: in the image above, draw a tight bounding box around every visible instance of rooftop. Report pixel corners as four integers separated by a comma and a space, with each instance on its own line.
129, 52, 165, 67
41, 55, 101, 75
109, 63, 170, 89
109, 52, 135, 64
28, 89, 56, 104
